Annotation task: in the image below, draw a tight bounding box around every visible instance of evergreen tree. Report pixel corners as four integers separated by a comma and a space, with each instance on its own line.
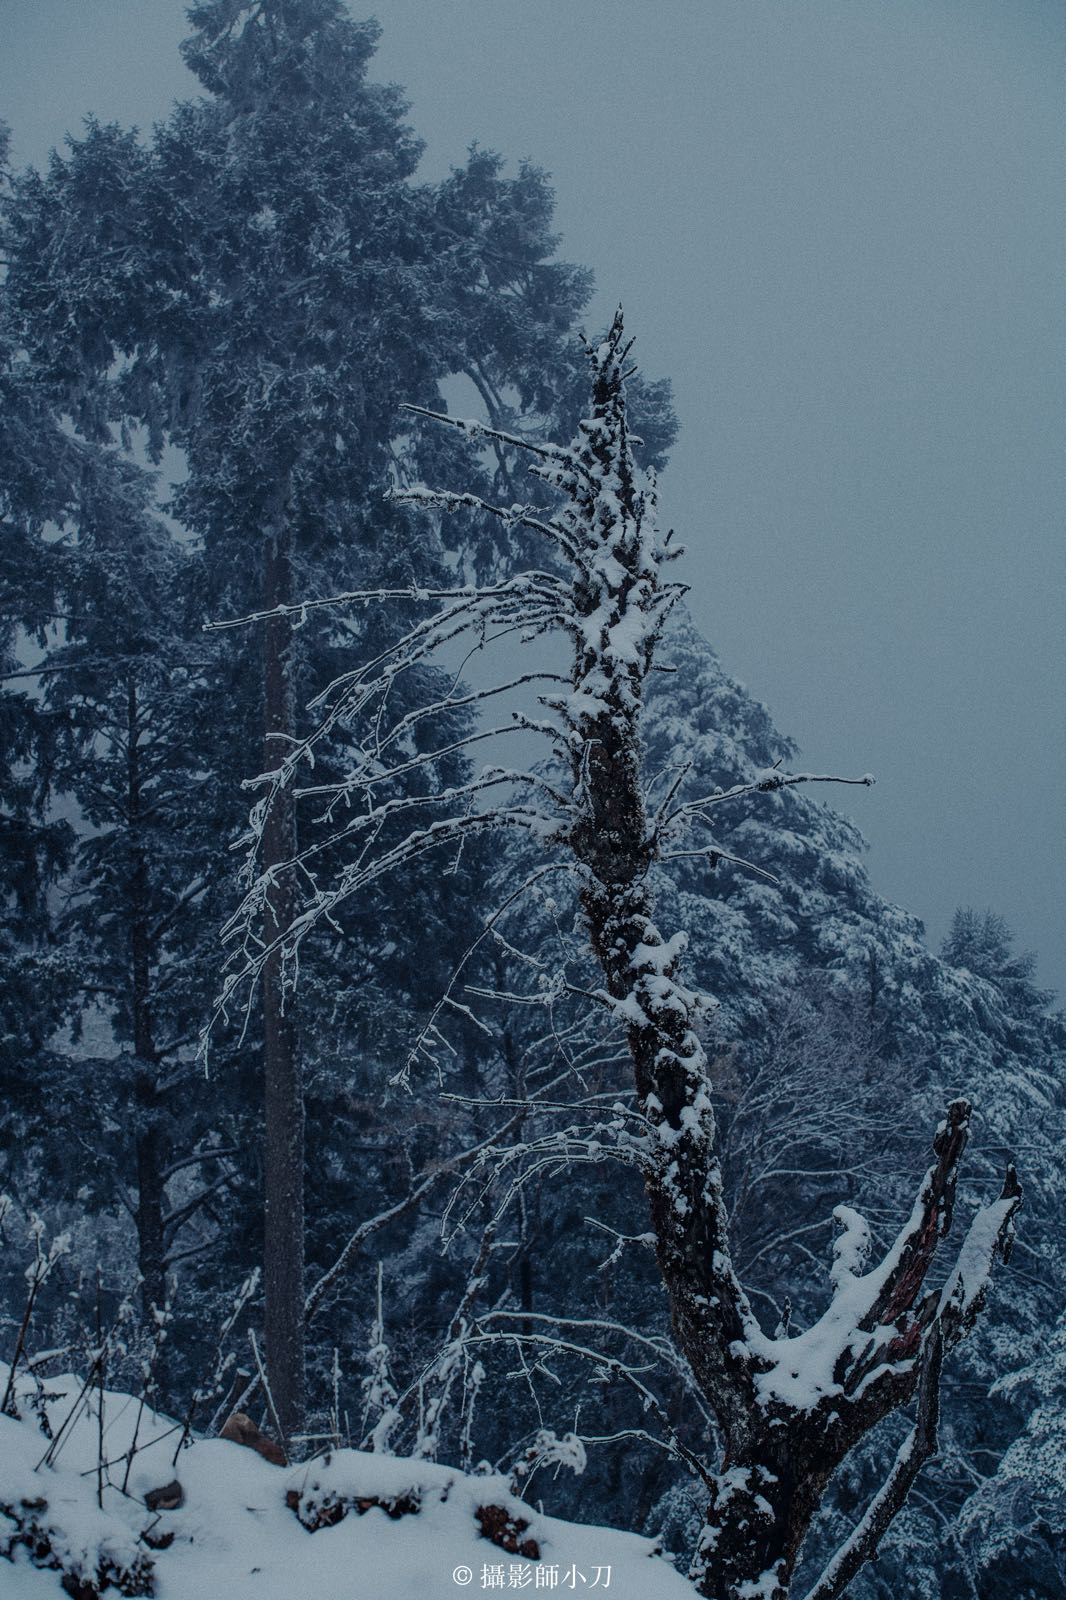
0, 124, 80, 1083
956, 1311, 1066, 1600
39, 495, 239, 1324
1, 256, 241, 1349
2, 1, 605, 1433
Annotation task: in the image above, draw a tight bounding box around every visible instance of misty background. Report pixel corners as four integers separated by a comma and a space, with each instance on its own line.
2, 0, 1062, 988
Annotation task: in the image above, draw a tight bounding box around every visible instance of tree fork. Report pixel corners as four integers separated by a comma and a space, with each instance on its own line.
544, 322, 1020, 1598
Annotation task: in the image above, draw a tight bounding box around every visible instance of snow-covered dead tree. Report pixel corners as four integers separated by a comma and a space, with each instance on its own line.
211, 313, 1020, 1600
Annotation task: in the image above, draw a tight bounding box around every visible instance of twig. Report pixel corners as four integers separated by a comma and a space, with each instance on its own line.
249, 1328, 286, 1457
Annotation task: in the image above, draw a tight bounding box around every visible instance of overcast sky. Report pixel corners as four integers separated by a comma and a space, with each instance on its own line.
2, 0, 1063, 990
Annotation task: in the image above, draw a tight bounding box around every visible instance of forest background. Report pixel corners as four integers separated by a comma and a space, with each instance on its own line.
0, 4, 1063, 1599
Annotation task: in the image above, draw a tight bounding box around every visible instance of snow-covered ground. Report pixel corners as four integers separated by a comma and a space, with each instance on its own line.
0, 1366, 693, 1599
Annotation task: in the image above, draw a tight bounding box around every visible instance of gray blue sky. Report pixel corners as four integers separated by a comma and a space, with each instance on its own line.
2, 0, 1063, 989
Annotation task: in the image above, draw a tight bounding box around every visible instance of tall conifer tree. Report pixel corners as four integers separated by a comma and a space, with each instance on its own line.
3, 1, 600, 1432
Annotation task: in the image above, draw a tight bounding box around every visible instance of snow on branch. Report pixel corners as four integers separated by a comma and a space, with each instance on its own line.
449, 1320, 717, 1495
661, 765, 875, 823
304, 1111, 526, 1325
439, 1114, 647, 1249
745, 1100, 1021, 1416
392, 484, 581, 562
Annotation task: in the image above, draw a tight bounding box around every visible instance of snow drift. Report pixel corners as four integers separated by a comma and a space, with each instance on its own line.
0, 1364, 692, 1599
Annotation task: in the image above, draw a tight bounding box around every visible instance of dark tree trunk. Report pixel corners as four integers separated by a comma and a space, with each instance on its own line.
126, 676, 169, 1324
133, 1072, 168, 1323
260, 530, 306, 1441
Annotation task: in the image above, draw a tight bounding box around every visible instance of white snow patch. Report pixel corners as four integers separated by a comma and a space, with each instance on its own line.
0, 1366, 693, 1600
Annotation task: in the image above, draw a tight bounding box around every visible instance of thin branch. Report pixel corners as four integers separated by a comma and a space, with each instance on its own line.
660, 768, 875, 834
249, 1328, 286, 1455
205, 572, 567, 634
400, 402, 589, 476
304, 1112, 524, 1323
392, 485, 579, 562
660, 846, 781, 885
161, 1145, 240, 1183
462, 1325, 715, 1494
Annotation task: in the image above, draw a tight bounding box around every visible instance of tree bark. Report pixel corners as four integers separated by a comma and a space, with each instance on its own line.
261, 529, 306, 1441
126, 675, 169, 1325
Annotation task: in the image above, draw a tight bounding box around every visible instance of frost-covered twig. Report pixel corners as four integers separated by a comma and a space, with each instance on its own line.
414, 1220, 498, 1462
439, 1116, 645, 1247
249, 1327, 286, 1458
172, 1267, 260, 1463
360, 1263, 400, 1454
36, 1290, 135, 1475
304, 1113, 524, 1324
463, 1324, 715, 1495
656, 766, 875, 840
585, 1216, 657, 1272
1, 1214, 71, 1419
393, 863, 577, 1087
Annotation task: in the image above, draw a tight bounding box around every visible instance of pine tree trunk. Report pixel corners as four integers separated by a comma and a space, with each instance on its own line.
126, 676, 169, 1324
260, 530, 306, 1441
132, 1073, 168, 1324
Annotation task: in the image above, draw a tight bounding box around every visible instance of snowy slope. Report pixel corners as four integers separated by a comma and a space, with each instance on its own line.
0, 1366, 693, 1600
